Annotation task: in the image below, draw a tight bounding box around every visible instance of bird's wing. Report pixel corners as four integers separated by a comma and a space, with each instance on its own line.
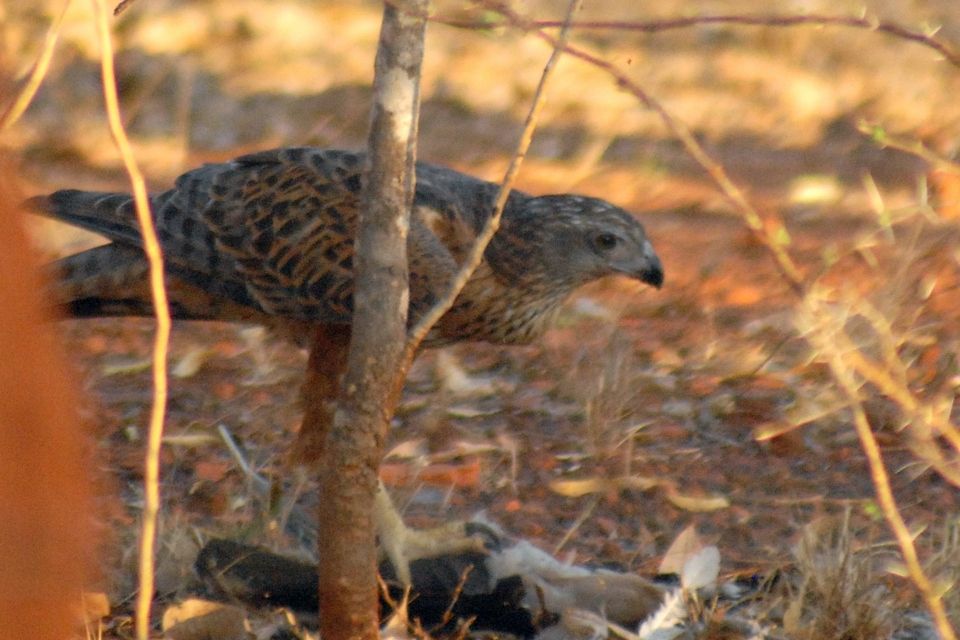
205, 147, 472, 322
35, 148, 479, 324
198, 147, 365, 320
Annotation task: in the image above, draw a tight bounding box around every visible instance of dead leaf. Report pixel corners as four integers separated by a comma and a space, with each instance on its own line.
616, 475, 661, 492
430, 439, 499, 461
162, 433, 220, 448
651, 346, 684, 368
659, 524, 705, 575
162, 599, 247, 640
551, 475, 662, 498
101, 357, 151, 376
549, 477, 612, 497
663, 487, 730, 512
384, 438, 427, 460
172, 346, 211, 378
753, 420, 803, 442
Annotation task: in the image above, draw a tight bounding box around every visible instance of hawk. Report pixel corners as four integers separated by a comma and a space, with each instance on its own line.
30, 147, 664, 581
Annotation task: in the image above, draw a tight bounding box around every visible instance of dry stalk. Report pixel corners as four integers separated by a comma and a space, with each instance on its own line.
800, 288, 957, 640
791, 511, 894, 639
800, 286, 960, 487
0, 0, 71, 132
404, 0, 582, 355
89, 1, 172, 638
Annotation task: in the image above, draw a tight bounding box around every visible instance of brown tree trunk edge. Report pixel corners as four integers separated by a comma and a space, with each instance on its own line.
315, 2, 427, 639
0, 163, 92, 639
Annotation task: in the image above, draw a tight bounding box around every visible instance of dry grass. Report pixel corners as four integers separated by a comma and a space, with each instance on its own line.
3, 0, 960, 637
789, 513, 896, 640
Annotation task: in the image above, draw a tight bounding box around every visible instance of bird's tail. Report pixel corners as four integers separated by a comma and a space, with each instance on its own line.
26, 190, 146, 246
45, 243, 157, 317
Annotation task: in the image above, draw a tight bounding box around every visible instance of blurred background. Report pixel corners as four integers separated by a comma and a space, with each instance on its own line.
2, 0, 959, 634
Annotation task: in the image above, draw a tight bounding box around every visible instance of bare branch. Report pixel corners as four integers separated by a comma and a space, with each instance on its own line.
433, 12, 960, 69
315, 2, 426, 638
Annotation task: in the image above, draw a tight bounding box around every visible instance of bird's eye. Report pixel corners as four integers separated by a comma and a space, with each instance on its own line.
594, 233, 619, 251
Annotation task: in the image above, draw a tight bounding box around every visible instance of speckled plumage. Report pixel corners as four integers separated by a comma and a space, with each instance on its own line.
32, 147, 665, 580
32, 147, 663, 346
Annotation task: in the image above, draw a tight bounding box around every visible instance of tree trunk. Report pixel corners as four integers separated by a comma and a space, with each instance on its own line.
0, 171, 91, 640
315, 2, 427, 639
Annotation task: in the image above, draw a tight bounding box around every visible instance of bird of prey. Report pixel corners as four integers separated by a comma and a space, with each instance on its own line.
30, 146, 664, 582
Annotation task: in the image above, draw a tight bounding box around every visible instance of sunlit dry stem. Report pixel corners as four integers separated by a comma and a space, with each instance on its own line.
800, 289, 958, 638
800, 290, 960, 485
90, 1, 172, 638
817, 291, 960, 483
404, 0, 583, 354
0, 0, 71, 132
831, 369, 957, 640
842, 350, 960, 486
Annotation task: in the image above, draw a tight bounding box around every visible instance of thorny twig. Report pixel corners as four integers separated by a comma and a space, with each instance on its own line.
806, 291, 957, 640
435, 11, 960, 69
858, 120, 960, 172
798, 290, 960, 488
437, 565, 475, 629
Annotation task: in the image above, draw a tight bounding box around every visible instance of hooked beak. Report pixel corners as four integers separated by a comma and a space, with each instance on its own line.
640, 255, 664, 289
619, 239, 664, 289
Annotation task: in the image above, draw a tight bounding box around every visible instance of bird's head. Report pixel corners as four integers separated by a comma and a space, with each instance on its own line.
491, 194, 663, 292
